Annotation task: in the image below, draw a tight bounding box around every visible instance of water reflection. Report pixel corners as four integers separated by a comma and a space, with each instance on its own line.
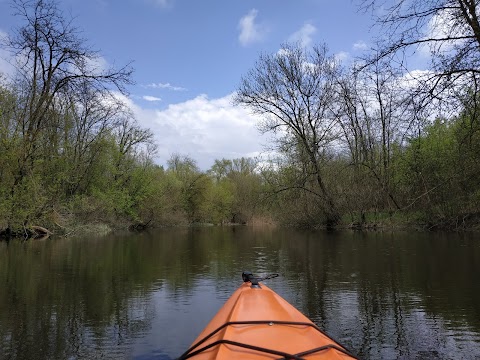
0, 227, 479, 359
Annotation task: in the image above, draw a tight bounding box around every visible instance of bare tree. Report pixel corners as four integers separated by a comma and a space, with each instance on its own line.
360, 0, 480, 100
234, 43, 342, 226
4, 0, 133, 181
62, 88, 131, 195
113, 114, 156, 183
335, 60, 412, 211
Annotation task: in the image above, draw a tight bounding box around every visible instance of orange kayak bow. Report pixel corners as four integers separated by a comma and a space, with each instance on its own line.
178, 272, 358, 360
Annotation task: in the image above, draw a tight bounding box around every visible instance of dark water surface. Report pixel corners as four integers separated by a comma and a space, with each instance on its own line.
0, 227, 479, 359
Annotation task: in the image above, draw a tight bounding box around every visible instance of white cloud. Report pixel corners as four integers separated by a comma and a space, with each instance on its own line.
145, 82, 186, 91
399, 69, 436, 89
120, 93, 267, 170
143, 95, 162, 102
238, 9, 268, 46
288, 23, 316, 48
276, 48, 293, 58
85, 55, 109, 75
334, 51, 349, 63
419, 9, 466, 57
353, 41, 368, 51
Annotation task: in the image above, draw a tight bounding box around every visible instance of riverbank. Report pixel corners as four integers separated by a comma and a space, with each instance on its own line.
2, 209, 480, 241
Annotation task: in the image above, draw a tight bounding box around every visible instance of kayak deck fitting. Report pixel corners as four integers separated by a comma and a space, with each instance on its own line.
178, 272, 358, 359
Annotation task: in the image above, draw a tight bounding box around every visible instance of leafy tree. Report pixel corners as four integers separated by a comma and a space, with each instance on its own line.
208, 157, 263, 224
167, 154, 210, 223
396, 107, 480, 228
398, 119, 457, 212
204, 178, 234, 224
209, 159, 234, 181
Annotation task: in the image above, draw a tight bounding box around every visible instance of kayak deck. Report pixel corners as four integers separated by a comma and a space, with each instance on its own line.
179, 276, 357, 359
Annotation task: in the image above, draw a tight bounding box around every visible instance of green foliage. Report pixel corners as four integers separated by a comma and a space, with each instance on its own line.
395, 113, 480, 225
137, 167, 188, 225
398, 119, 457, 210
1, 0, 480, 233
205, 178, 234, 224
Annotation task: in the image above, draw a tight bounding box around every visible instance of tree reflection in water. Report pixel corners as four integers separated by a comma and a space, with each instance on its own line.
0, 228, 479, 359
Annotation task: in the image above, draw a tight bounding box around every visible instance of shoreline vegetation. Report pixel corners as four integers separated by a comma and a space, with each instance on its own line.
2, 0, 480, 240
2, 210, 480, 242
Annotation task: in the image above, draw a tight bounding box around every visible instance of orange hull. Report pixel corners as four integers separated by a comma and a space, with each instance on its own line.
179, 279, 357, 359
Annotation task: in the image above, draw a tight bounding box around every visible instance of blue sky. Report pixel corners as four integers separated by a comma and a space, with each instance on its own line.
0, 0, 376, 169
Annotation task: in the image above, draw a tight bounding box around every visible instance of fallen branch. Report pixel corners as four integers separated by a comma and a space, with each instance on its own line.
30, 225, 52, 239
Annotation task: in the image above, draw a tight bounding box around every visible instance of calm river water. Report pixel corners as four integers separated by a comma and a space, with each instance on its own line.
0, 227, 479, 359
